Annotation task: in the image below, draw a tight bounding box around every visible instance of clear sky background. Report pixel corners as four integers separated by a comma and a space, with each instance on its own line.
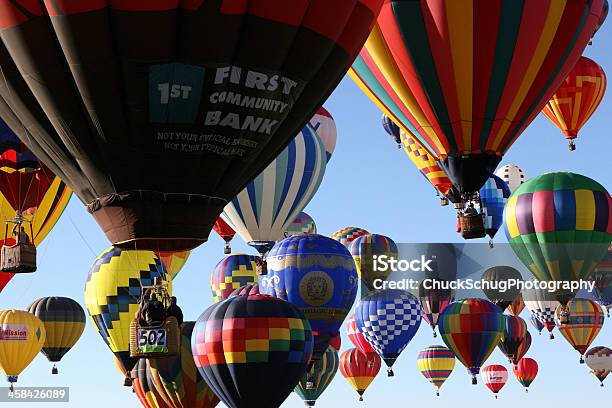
0, 21, 611, 408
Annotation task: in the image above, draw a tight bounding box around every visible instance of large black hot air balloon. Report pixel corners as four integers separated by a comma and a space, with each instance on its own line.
0, 1, 384, 251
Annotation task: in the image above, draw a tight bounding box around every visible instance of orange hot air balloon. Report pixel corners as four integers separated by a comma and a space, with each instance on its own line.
542, 56, 606, 150
339, 348, 381, 402
156, 250, 190, 281
512, 358, 538, 392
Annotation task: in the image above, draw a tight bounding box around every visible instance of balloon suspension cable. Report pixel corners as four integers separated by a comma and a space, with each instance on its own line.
387, 367, 394, 377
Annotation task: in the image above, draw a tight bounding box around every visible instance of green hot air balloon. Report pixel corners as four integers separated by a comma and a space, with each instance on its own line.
504, 173, 612, 310
295, 346, 339, 407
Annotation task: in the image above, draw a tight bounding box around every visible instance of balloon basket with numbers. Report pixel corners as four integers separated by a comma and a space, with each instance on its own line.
129, 279, 180, 358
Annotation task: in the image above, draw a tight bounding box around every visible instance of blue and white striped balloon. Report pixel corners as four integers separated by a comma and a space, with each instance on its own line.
479, 174, 511, 241
221, 123, 327, 254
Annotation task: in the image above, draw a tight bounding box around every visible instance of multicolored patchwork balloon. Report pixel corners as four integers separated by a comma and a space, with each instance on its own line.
331, 227, 370, 249
355, 289, 422, 376
555, 298, 605, 363
417, 345, 456, 396
438, 299, 504, 384
210, 254, 258, 303
284, 212, 317, 238
192, 293, 313, 408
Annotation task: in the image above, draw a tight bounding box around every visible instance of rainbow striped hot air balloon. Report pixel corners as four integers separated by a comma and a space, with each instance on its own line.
542, 56, 607, 151
438, 299, 504, 384
555, 298, 605, 363
512, 357, 539, 392
210, 254, 258, 303
417, 345, 455, 396
295, 346, 339, 407
504, 173, 612, 308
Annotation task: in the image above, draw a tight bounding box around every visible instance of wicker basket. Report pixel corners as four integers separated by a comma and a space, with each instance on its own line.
130, 316, 180, 358
459, 213, 486, 239
0, 243, 37, 273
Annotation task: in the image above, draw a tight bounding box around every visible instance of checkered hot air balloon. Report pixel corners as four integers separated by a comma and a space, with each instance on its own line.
528, 313, 545, 336
555, 298, 605, 363
84, 247, 170, 385
210, 254, 258, 303
504, 173, 612, 308
481, 364, 508, 398
417, 345, 456, 396
585, 346, 612, 386
262, 234, 358, 364
542, 56, 607, 151
497, 315, 528, 365
354, 289, 422, 376
479, 175, 511, 246
295, 346, 339, 407
438, 299, 504, 384
331, 227, 369, 249
339, 348, 381, 402
192, 292, 313, 408
522, 286, 560, 339
512, 357, 538, 392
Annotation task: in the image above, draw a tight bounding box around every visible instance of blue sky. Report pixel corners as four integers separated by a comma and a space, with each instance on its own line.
0, 23, 611, 408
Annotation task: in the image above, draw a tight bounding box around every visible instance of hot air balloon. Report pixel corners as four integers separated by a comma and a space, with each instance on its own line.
399, 128, 453, 202
192, 292, 313, 408
481, 266, 523, 312
497, 315, 528, 365
419, 279, 455, 338
523, 286, 561, 339
355, 289, 422, 376
212, 218, 236, 255
555, 298, 605, 363
481, 364, 508, 399
507, 295, 526, 317
285, 212, 317, 238
381, 114, 402, 148
131, 358, 170, 408
528, 313, 545, 335
228, 283, 260, 298
542, 56, 606, 150
331, 227, 370, 249
595, 0, 609, 36
346, 313, 376, 355
261, 234, 358, 364
505, 173, 612, 308
26, 297, 85, 374
221, 124, 327, 262
438, 299, 504, 384
513, 358, 538, 392
515, 331, 532, 363
495, 164, 527, 193
156, 251, 190, 281
0, 1, 385, 252
350, 233, 398, 291
147, 322, 219, 408
210, 254, 258, 303
417, 345, 456, 396
585, 346, 612, 386
0, 310, 45, 391
310, 107, 337, 162
479, 175, 511, 246
84, 247, 170, 385
0, 120, 71, 285
349, 0, 604, 202
295, 346, 339, 407
591, 247, 612, 316
339, 348, 381, 402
